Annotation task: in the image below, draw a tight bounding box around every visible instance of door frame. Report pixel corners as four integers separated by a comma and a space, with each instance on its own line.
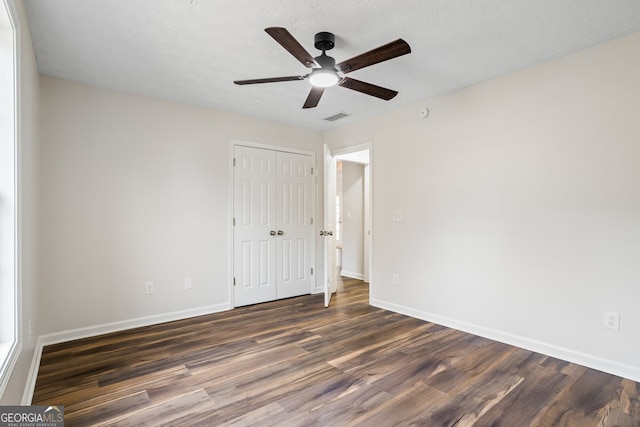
326, 142, 373, 297
229, 139, 317, 309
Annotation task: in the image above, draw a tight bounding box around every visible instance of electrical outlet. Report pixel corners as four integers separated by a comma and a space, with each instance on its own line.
184, 277, 192, 290
146, 282, 154, 295
392, 274, 400, 286
604, 311, 620, 331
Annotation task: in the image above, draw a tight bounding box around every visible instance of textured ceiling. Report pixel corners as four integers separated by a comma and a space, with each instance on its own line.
24, 0, 640, 130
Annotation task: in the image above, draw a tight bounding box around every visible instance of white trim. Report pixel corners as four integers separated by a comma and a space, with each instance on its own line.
371, 297, 640, 383
340, 271, 364, 280
363, 163, 371, 283
230, 139, 315, 157
37, 303, 231, 346
21, 339, 40, 405
0, 341, 21, 397
13, 0, 23, 389
228, 141, 235, 308
0, 0, 21, 399
332, 142, 372, 159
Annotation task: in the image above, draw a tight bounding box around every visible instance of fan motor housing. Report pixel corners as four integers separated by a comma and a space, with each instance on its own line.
314, 32, 335, 51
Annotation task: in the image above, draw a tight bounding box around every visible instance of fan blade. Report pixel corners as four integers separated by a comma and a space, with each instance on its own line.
303, 87, 325, 109
337, 39, 411, 74
265, 27, 318, 68
338, 77, 398, 100
234, 76, 305, 85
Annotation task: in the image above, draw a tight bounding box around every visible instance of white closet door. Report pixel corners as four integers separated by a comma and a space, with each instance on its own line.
233, 146, 277, 307
276, 151, 313, 299
233, 146, 313, 307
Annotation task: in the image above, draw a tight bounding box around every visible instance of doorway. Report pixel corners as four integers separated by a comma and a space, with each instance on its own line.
336, 160, 366, 280
329, 144, 372, 298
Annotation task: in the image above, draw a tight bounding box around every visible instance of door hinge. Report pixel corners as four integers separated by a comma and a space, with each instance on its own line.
233, 218, 236, 226
233, 277, 236, 286
311, 268, 314, 275
233, 158, 236, 167
311, 167, 314, 175
311, 217, 313, 225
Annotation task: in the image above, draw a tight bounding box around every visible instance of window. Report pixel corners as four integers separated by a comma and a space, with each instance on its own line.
0, 0, 19, 396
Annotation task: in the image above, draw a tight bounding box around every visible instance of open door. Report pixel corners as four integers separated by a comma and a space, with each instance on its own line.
323, 144, 337, 307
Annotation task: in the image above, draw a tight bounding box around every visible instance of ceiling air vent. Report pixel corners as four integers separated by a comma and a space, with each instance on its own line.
323, 112, 351, 122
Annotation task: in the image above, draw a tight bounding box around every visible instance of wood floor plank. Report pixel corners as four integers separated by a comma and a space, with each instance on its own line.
275, 382, 393, 426
347, 380, 451, 426
64, 390, 151, 426
32, 275, 640, 426
472, 369, 570, 426
533, 368, 630, 426
97, 388, 213, 427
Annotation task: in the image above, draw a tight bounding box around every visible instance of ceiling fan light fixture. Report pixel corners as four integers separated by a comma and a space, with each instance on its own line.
309, 68, 340, 88
234, 28, 411, 108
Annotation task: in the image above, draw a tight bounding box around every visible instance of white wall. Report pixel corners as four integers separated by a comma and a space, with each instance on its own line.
341, 162, 364, 279
325, 32, 640, 381
0, 0, 40, 404
38, 76, 323, 337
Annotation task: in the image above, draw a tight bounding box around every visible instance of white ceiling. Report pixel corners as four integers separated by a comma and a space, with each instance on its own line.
24, 0, 640, 130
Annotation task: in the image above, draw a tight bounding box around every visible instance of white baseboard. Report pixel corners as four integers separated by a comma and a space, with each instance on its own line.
371, 298, 640, 383
38, 303, 231, 346
21, 303, 231, 404
340, 271, 364, 280
21, 339, 42, 405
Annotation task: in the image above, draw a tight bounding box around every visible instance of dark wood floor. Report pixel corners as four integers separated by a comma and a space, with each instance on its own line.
33, 277, 640, 426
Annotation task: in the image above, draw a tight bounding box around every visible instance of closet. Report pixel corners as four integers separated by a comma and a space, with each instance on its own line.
233, 145, 314, 306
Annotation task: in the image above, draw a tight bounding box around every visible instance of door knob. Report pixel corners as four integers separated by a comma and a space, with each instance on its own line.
327, 231, 333, 236
320, 231, 325, 236
277, 230, 284, 236
270, 230, 276, 236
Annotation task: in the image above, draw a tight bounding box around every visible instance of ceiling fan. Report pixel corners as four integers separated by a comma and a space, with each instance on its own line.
234, 27, 411, 109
